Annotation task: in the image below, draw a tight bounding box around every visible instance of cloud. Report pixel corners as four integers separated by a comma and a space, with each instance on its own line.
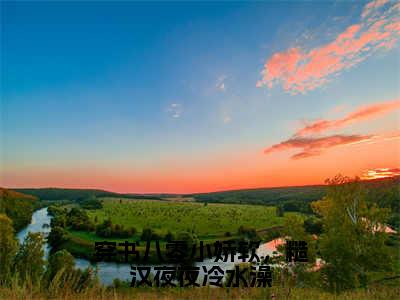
380, 131, 400, 142
264, 134, 374, 160
361, 167, 400, 180
296, 98, 400, 136
361, 0, 389, 19
166, 103, 183, 118
223, 115, 232, 124
216, 75, 227, 92
256, 0, 400, 94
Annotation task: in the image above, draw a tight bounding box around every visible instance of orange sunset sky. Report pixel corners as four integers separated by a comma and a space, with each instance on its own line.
1, 0, 400, 193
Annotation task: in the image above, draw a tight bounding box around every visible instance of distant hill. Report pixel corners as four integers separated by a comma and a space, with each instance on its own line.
0, 187, 38, 201
190, 176, 400, 214
0, 188, 38, 230
11, 175, 400, 202
10, 175, 399, 209
191, 185, 326, 212
13, 187, 162, 202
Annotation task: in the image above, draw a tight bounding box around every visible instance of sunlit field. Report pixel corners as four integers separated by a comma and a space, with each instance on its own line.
85, 197, 299, 237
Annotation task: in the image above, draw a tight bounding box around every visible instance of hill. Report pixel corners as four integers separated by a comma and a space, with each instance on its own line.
9, 175, 399, 219
0, 188, 38, 201
192, 184, 326, 205
190, 176, 400, 214
13, 188, 161, 202
0, 188, 38, 230
191, 176, 399, 201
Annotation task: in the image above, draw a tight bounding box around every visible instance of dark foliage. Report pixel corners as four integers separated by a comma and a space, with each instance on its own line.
276, 205, 285, 217
14, 188, 162, 201
95, 219, 136, 238
0, 188, 37, 230
192, 185, 325, 214
238, 225, 259, 240
80, 197, 103, 210
67, 208, 95, 231
48, 226, 70, 249
303, 217, 323, 235
140, 227, 162, 241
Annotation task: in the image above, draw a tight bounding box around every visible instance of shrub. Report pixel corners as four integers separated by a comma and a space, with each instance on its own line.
48, 226, 69, 248
238, 225, 258, 240
141, 228, 154, 241
95, 219, 135, 238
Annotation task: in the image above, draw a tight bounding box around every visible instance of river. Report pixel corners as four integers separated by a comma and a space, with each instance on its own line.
17, 207, 280, 286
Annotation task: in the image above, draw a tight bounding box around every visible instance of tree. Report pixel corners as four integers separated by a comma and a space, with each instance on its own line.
14, 232, 45, 285
176, 231, 198, 247
311, 175, 393, 292
46, 249, 75, 283
141, 228, 154, 241
48, 226, 69, 249
80, 196, 102, 210
0, 192, 35, 231
282, 214, 316, 263
174, 231, 198, 263
276, 205, 284, 217
51, 214, 67, 228
0, 214, 18, 284
303, 217, 323, 235
67, 208, 93, 231
238, 225, 258, 240
45, 250, 98, 292
271, 214, 318, 291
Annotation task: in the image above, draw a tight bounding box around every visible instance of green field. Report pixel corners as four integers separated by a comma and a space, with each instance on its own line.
60, 197, 301, 262
85, 197, 296, 237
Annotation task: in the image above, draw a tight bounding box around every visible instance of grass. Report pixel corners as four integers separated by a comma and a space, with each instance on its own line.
85, 198, 299, 237
1, 284, 399, 300
65, 228, 242, 263
62, 198, 301, 262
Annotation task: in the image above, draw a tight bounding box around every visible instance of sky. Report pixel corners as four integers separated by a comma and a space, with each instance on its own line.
1, 0, 399, 193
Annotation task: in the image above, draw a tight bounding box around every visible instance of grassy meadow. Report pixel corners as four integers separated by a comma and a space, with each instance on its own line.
83, 197, 298, 238
59, 197, 301, 262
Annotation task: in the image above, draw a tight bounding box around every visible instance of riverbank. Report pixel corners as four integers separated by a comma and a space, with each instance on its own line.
17, 207, 285, 286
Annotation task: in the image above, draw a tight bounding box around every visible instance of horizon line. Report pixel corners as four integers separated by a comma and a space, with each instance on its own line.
3, 175, 398, 196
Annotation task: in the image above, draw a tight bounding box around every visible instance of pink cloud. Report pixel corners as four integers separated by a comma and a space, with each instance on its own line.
360, 167, 400, 180
296, 99, 400, 136
361, 0, 389, 19
257, 0, 400, 94
264, 134, 374, 160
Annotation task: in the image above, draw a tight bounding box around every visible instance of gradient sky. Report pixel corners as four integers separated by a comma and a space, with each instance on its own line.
1, 0, 399, 193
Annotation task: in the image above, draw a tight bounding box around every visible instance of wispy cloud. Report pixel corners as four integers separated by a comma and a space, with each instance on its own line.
361, 167, 400, 180
296, 98, 400, 136
361, 0, 390, 19
223, 115, 231, 124
166, 103, 183, 118
264, 134, 374, 160
216, 75, 227, 92
256, 0, 400, 94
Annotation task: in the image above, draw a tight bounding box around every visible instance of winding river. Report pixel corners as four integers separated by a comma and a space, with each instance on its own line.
17, 207, 279, 286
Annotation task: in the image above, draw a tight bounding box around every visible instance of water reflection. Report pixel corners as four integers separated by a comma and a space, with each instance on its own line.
17, 207, 52, 259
